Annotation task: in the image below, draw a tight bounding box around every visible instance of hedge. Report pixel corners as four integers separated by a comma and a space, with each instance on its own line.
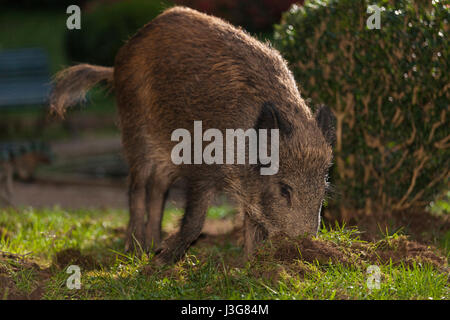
274, 0, 449, 218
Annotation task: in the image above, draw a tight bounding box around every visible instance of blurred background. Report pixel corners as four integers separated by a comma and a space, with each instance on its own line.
0, 0, 448, 244
0, 0, 302, 211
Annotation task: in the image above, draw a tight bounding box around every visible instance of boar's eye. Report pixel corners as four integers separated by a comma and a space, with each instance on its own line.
279, 183, 292, 206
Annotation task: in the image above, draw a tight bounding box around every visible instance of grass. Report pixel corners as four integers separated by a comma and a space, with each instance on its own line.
0, 206, 448, 300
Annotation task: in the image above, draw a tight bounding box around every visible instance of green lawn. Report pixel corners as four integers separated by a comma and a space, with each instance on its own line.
0, 206, 448, 300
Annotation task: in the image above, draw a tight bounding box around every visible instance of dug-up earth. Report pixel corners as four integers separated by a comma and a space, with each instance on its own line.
0, 251, 51, 300
249, 234, 448, 281
0, 212, 449, 300
190, 222, 449, 278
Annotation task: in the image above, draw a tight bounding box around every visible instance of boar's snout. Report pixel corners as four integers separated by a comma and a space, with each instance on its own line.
283, 202, 322, 238
257, 175, 326, 239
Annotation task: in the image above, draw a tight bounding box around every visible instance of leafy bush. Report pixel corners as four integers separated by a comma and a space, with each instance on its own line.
174, 0, 304, 33
65, 0, 172, 66
274, 0, 449, 217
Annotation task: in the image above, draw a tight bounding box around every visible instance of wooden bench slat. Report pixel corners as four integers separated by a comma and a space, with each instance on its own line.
0, 48, 52, 107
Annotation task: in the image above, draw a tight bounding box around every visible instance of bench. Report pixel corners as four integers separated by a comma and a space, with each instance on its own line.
0, 48, 54, 206
0, 48, 51, 108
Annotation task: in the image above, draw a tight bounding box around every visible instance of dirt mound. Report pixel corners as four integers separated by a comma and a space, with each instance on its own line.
0, 253, 50, 300
0, 274, 26, 300
140, 218, 447, 283
367, 236, 447, 270
274, 237, 352, 265
0, 275, 45, 300
254, 236, 356, 266
252, 235, 448, 272
0, 251, 41, 271
53, 248, 98, 270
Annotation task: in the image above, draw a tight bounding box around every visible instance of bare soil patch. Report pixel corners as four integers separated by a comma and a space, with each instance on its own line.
0, 252, 51, 300
253, 236, 355, 266
252, 234, 448, 272
53, 248, 99, 271
368, 236, 448, 270
245, 233, 449, 283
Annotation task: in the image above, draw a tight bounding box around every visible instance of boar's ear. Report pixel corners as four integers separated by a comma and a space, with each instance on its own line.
315, 105, 336, 147
256, 102, 293, 136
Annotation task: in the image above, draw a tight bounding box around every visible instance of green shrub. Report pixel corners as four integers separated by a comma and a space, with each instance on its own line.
274, 0, 449, 217
65, 0, 173, 66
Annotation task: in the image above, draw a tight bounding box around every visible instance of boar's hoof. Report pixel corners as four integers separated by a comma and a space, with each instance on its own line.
152, 240, 187, 265
152, 248, 176, 266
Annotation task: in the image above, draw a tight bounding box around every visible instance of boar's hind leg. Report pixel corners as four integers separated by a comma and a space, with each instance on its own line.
154, 181, 213, 264
144, 171, 171, 251
125, 169, 149, 253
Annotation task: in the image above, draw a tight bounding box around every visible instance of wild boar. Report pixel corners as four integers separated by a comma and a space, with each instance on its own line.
0, 142, 52, 206
50, 6, 335, 264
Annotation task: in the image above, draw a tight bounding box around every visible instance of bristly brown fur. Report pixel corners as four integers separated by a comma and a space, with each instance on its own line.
50, 64, 113, 118
49, 6, 335, 265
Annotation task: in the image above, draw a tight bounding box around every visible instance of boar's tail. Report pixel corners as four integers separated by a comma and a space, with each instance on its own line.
49, 64, 114, 118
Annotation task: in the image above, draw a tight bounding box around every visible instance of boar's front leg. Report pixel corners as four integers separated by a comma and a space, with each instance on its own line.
153, 181, 213, 265
244, 214, 268, 259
